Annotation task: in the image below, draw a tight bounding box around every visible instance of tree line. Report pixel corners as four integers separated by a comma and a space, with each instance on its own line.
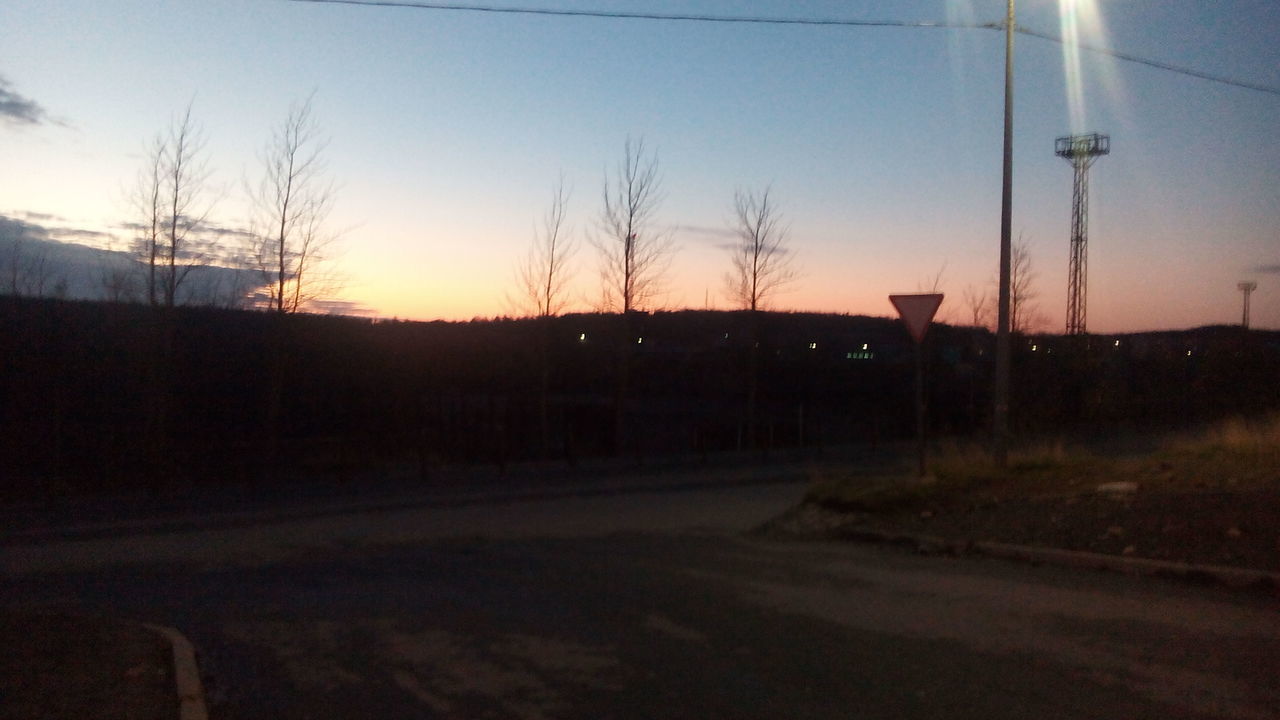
3, 294, 1276, 502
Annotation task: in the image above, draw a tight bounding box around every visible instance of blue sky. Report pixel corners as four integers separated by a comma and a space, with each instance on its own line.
1, 0, 1277, 331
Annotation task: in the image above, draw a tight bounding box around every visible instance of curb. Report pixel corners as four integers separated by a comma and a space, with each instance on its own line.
141, 624, 208, 720
836, 528, 1280, 597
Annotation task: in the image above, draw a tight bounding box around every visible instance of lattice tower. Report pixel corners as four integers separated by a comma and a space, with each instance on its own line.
1055, 133, 1110, 335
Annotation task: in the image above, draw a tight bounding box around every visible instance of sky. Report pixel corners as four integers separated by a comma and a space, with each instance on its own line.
1, 0, 1277, 332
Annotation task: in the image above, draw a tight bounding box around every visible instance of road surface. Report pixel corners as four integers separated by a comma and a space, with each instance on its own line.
3, 480, 1277, 719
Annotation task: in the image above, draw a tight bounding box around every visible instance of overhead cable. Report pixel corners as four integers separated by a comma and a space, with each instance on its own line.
287, 0, 994, 30
288, 0, 1280, 97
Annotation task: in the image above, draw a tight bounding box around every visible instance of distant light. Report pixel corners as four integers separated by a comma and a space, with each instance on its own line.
1031, 344, 1038, 352
723, 333, 729, 339
637, 337, 643, 344
808, 342, 817, 350
861, 343, 869, 351
1114, 340, 1120, 347
579, 333, 586, 342
1187, 350, 1192, 357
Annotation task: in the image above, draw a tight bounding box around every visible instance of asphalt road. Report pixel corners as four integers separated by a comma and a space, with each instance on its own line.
3, 481, 1277, 719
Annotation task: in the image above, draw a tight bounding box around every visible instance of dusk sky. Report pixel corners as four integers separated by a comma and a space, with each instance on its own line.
2, 0, 1277, 332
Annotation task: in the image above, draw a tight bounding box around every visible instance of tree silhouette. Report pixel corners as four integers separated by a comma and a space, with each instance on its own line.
250, 94, 340, 314
723, 186, 797, 450
513, 179, 574, 318
724, 186, 797, 313
130, 102, 218, 309
512, 179, 575, 453
1009, 235, 1046, 335
591, 138, 675, 455
592, 137, 673, 313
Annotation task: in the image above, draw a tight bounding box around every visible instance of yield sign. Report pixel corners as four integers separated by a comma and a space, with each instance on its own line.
889, 293, 944, 344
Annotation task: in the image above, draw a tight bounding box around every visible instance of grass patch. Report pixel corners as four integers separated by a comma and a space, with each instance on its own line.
930, 440, 1093, 488
805, 416, 1280, 516
1144, 415, 1280, 490
804, 471, 938, 513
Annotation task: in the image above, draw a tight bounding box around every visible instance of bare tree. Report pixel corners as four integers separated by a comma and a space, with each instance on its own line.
722, 186, 797, 451
511, 180, 575, 455
3, 236, 63, 297
962, 284, 992, 329
97, 240, 139, 303
592, 137, 673, 313
513, 179, 574, 318
1009, 235, 1046, 335
917, 262, 956, 324
724, 186, 797, 312
250, 94, 338, 314
917, 261, 947, 295
129, 133, 166, 306
592, 138, 674, 455
158, 103, 216, 308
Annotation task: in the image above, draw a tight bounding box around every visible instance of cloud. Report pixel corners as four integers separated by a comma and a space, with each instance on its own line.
18, 210, 62, 223
119, 219, 257, 241
309, 299, 377, 317
0, 75, 51, 126
0, 214, 50, 243
1252, 264, 1280, 275
202, 221, 258, 241
679, 224, 741, 251
681, 224, 738, 240
2, 212, 268, 304
4, 213, 117, 249
55, 228, 113, 241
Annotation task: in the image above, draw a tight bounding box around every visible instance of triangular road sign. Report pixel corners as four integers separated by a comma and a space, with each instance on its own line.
889, 293, 944, 344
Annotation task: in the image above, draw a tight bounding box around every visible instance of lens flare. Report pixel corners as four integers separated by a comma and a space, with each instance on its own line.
1059, 0, 1088, 133
944, 0, 980, 88
1057, 0, 1127, 135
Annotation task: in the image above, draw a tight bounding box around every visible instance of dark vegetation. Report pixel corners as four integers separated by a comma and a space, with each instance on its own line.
2, 295, 1278, 501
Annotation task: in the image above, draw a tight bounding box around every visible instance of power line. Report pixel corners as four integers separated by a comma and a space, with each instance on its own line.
287, 0, 995, 31
1015, 26, 1280, 97
288, 0, 1280, 97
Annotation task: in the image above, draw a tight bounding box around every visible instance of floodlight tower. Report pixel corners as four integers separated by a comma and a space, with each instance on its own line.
1238, 281, 1257, 329
1055, 132, 1110, 335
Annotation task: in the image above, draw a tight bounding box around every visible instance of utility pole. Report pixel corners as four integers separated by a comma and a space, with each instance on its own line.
993, 0, 1015, 467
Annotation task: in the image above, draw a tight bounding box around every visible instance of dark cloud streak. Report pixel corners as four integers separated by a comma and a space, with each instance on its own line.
1252, 264, 1280, 275
0, 75, 51, 126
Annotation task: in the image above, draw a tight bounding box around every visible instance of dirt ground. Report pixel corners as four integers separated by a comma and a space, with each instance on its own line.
761, 432, 1280, 573
0, 612, 175, 720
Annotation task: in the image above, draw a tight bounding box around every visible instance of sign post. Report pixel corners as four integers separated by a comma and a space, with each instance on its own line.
889, 293, 944, 478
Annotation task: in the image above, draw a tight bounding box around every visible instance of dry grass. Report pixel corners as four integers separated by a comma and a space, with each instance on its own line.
805, 415, 1280, 513
1166, 414, 1280, 456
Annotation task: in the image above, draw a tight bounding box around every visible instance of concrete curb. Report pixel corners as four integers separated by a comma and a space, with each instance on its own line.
837, 528, 1280, 597
141, 624, 208, 720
